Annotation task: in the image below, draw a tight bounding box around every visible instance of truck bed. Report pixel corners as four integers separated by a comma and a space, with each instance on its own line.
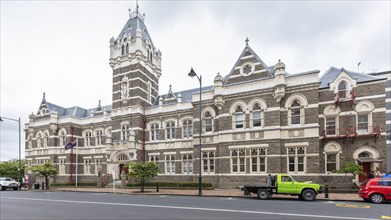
243, 185, 277, 195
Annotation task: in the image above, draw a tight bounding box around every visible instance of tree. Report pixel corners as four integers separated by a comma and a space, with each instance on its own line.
0, 159, 25, 181
125, 162, 159, 192
29, 162, 57, 189
333, 162, 366, 176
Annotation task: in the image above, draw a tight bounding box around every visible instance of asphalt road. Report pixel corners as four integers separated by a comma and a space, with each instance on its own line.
1, 191, 390, 220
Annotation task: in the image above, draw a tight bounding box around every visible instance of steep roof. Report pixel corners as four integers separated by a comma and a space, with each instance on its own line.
44, 101, 112, 118
319, 67, 384, 89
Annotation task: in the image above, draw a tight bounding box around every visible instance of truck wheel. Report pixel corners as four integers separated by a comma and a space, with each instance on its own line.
301, 189, 316, 201
369, 193, 384, 204
257, 189, 269, 200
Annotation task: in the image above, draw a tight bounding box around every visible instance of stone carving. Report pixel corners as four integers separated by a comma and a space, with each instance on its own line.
121, 76, 129, 100
289, 129, 304, 137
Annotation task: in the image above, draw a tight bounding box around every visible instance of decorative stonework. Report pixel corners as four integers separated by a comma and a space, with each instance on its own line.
250, 132, 264, 139
289, 129, 305, 137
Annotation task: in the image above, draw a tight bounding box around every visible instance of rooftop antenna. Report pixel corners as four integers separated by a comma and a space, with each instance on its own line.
128, 8, 131, 18
357, 62, 361, 73
136, 0, 139, 14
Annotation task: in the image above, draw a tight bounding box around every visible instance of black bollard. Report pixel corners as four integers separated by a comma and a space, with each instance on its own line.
156, 183, 159, 192
325, 182, 329, 199
42, 182, 45, 190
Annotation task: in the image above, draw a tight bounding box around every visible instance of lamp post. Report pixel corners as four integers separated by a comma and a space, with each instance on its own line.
0, 116, 22, 189
188, 67, 202, 196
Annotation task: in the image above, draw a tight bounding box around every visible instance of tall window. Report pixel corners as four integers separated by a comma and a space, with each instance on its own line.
287, 147, 306, 173
202, 151, 215, 174
182, 154, 193, 174
59, 130, 66, 147
95, 159, 102, 175
338, 81, 347, 98
326, 154, 337, 172
252, 103, 262, 127
96, 130, 103, 146
250, 148, 267, 173
290, 100, 301, 125
85, 132, 92, 147
125, 43, 129, 54
84, 159, 91, 174
357, 114, 369, 133
231, 149, 246, 173
43, 133, 49, 148
326, 117, 336, 135
59, 159, 66, 175
118, 154, 128, 161
235, 106, 245, 129
205, 111, 213, 132
165, 155, 175, 174
183, 120, 193, 138
37, 134, 42, 148
150, 123, 159, 141
121, 124, 129, 141
121, 45, 125, 55
166, 121, 176, 140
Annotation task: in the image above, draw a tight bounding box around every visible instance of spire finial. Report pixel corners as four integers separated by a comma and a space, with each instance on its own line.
98, 99, 101, 107
245, 37, 249, 46
278, 59, 281, 62
128, 8, 131, 18
43, 92, 46, 100
136, 0, 139, 13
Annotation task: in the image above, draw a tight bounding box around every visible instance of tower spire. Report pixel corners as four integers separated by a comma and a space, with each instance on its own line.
136, 0, 139, 14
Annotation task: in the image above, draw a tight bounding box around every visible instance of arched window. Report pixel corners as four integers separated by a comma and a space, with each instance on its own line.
358, 152, 372, 158
338, 81, 347, 98
85, 131, 92, 147
118, 154, 128, 161
121, 124, 129, 141
121, 45, 125, 55
235, 106, 245, 129
166, 121, 176, 140
150, 123, 159, 141
183, 120, 193, 138
290, 100, 301, 125
324, 142, 341, 172
59, 130, 66, 147
252, 103, 263, 127
287, 146, 306, 173
125, 43, 129, 54
204, 111, 213, 132
96, 130, 103, 146
43, 132, 49, 148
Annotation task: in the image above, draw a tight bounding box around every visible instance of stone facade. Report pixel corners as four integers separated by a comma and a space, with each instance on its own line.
24, 9, 389, 189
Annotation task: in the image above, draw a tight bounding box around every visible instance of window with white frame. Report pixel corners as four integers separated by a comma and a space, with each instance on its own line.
202, 151, 215, 174
85, 132, 92, 147
149, 156, 159, 163
59, 130, 66, 147
326, 117, 336, 135
234, 106, 245, 129
121, 124, 129, 141
324, 142, 341, 173
118, 154, 128, 161
96, 130, 103, 146
326, 154, 337, 172
250, 148, 267, 173
204, 111, 213, 132
125, 43, 129, 54
252, 103, 263, 127
59, 159, 66, 174
165, 121, 176, 140
183, 120, 193, 138
338, 81, 347, 98
150, 123, 159, 141
165, 155, 176, 174
182, 154, 193, 174
37, 133, 42, 148
84, 159, 91, 174
290, 100, 301, 125
357, 114, 369, 133
95, 159, 102, 175
287, 147, 306, 173
231, 149, 246, 173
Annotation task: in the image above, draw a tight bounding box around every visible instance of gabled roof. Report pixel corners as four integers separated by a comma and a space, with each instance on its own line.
319, 67, 384, 89
152, 85, 214, 106
43, 101, 112, 118
223, 45, 274, 85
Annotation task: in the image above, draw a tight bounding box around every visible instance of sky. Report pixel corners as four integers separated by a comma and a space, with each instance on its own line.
0, 0, 390, 161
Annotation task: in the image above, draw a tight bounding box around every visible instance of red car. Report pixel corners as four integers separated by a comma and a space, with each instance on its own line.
359, 178, 391, 203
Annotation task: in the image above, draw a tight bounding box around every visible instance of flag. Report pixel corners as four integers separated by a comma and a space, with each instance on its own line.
65, 141, 77, 150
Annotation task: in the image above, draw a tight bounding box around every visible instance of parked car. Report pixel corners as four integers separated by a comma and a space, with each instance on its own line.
359, 178, 391, 203
0, 177, 19, 191
244, 174, 323, 201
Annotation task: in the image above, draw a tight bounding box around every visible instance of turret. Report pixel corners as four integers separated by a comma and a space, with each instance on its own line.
273, 59, 287, 102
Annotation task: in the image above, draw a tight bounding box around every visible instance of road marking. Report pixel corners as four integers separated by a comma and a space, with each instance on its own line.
2, 196, 380, 220
336, 203, 371, 209
220, 197, 236, 200
159, 195, 166, 197
381, 216, 391, 219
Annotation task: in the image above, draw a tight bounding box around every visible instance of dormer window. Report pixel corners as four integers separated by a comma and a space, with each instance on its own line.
338, 81, 347, 98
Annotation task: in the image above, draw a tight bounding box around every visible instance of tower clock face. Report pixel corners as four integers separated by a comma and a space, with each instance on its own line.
242, 63, 253, 75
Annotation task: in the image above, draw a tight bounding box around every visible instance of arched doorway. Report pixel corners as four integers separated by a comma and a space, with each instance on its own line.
354, 148, 382, 182
117, 154, 129, 180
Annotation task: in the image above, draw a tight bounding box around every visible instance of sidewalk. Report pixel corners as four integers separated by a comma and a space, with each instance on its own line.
47, 187, 362, 202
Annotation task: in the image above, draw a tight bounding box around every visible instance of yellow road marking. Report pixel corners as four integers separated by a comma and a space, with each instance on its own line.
336, 203, 371, 209
381, 215, 391, 219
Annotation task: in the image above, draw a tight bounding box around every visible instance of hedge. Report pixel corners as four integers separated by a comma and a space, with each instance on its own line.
50, 182, 97, 187
126, 181, 213, 188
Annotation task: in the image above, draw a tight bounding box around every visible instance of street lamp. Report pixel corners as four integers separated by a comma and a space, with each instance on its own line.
188, 67, 202, 196
0, 116, 22, 189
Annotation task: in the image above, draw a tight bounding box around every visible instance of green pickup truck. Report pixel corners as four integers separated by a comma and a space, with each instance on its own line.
244, 174, 323, 201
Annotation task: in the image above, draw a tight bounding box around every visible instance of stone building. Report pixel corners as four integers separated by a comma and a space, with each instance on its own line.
24, 8, 388, 188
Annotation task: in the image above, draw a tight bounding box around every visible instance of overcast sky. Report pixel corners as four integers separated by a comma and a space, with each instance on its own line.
1, 1, 390, 161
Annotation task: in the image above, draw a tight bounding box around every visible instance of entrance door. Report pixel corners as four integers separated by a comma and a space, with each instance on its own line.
359, 162, 371, 182
119, 164, 129, 180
